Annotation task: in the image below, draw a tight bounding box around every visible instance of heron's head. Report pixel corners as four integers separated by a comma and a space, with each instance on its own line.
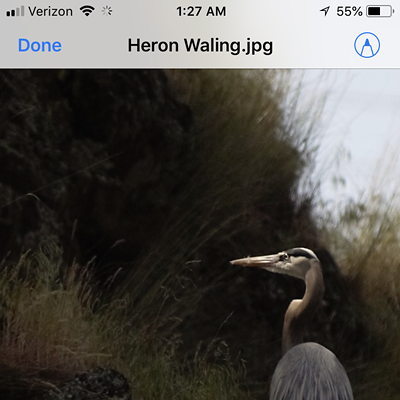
230, 247, 319, 280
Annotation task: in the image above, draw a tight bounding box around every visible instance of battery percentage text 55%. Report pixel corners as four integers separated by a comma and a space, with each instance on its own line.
337, 6, 363, 16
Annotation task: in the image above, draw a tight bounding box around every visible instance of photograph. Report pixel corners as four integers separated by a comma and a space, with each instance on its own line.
0, 69, 399, 399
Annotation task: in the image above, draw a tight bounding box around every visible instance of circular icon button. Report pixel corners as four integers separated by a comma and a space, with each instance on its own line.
354, 32, 380, 58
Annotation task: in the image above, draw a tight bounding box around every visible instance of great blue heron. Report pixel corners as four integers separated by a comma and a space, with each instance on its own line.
231, 247, 354, 400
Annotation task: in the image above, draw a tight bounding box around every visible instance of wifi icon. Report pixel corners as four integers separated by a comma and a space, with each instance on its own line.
80, 5, 95, 16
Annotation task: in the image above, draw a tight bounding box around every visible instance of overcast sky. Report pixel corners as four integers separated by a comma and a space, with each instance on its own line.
299, 70, 400, 209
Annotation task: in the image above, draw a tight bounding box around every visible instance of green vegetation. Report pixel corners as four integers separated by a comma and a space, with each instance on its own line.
0, 242, 249, 399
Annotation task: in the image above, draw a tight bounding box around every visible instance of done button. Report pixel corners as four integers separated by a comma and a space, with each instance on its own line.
19, 38, 62, 52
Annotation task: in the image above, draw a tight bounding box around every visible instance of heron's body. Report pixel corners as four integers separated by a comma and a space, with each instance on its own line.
230, 247, 354, 400
270, 342, 353, 400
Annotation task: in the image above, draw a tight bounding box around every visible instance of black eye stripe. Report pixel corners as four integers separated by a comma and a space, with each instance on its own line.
286, 248, 317, 260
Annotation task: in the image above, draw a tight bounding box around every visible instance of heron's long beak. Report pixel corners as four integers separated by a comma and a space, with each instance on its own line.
230, 254, 280, 268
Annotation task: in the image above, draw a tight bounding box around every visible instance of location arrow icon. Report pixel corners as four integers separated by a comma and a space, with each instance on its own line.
320, 6, 330, 16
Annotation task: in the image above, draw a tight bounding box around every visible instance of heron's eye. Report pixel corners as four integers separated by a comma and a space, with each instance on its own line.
280, 253, 289, 261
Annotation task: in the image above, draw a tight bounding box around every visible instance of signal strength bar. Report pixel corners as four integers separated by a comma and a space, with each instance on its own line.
6, 5, 25, 17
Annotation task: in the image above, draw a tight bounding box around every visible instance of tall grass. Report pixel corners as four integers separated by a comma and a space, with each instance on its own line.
124, 69, 322, 322
322, 148, 400, 399
0, 242, 250, 399
0, 243, 109, 380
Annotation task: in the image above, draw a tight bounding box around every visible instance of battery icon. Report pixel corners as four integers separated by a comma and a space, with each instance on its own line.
366, 5, 393, 17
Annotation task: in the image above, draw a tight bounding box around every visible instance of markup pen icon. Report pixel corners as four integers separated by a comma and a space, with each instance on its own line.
354, 32, 380, 58
361, 38, 373, 56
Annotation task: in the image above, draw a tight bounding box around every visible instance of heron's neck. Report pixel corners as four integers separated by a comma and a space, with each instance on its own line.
282, 260, 325, 354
